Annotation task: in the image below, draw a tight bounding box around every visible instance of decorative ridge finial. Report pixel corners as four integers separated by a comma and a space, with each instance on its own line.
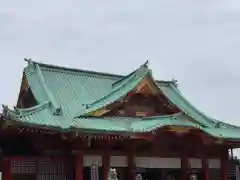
140, 60, 149, 69
2, 104, 9, 116
24, 58, 34, 67
142, 60, 149, 68
2, 104, 8, 111
172, 79, 178, 86
24, 58, 32, 62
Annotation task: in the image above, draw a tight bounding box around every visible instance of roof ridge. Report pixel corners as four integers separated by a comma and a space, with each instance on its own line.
33, 64, 61, 115
24, 58, 174, 83
211, 118, 240, 128
112, 60, 149, 88
87, 65, 149, 107
25, 58, 125, 79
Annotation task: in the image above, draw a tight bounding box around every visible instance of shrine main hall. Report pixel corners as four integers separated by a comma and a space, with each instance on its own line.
1, 59, 240, 180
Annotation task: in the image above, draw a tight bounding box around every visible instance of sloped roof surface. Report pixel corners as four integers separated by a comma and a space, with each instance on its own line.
3, 60, 240, 140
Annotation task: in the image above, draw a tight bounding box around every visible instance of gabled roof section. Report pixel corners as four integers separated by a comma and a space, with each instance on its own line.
112, 60, 149, 89
81, 61, 153, 116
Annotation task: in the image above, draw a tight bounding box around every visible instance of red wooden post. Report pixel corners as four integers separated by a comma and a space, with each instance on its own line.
127, 151, 135, 180
127, 140, 135, 180
181, 154, 188, 180
76, 151, 83, 180
3, 158, 12, 180
221, 150, 229, 180
202, 156, 209, 180
102, 150, 110, 180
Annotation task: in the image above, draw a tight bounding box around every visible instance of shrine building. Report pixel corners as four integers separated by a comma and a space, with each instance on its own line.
1, 59, 240, 180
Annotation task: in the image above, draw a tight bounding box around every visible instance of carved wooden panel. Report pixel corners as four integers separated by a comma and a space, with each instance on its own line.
104, 93, 179, 117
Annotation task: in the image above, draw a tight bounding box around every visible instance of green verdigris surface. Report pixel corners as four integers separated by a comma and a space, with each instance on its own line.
3, 60, 240, 140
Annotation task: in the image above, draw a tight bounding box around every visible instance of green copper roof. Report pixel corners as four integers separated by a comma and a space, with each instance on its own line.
83, 64, 151, 115
6, 106, 198, 132
71, 113, 201, 133
160, 83, 214, 127
3, 101, 68, 129
4, 107, 240, 140
2, 59, 240, 141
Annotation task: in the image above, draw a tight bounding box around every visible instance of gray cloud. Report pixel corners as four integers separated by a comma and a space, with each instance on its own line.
1, 0, 240, 154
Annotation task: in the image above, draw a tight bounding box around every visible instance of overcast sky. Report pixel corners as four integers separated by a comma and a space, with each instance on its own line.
1, 0, 240, 155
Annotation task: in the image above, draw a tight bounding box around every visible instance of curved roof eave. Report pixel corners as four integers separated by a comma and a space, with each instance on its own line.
3, 105, 240, 141
2, 101, 68, 129
158, 83, 217, 127
2, 101, 51, 118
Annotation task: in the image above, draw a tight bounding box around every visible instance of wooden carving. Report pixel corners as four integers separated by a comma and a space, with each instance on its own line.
103, 93, 180, 117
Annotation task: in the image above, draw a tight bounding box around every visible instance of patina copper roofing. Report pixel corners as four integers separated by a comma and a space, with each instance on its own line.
2, 59, 240, 140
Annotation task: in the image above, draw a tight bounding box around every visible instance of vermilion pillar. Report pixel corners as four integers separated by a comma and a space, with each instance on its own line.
181, 154, 188, 180
202, 156, 209, 180
102, 150, 110, 180
127, 151, 135, 180
221, 150, 229, 180
3, 158, 12, 180
76, 151, 83, 180
127, 140, 135, 180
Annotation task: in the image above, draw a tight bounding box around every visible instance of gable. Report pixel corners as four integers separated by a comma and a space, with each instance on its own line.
90, 75, 180, 117
16, 73, 37, 108
102, 93, 179, 117
16, 73, 28, 107
135, 75, 158, 95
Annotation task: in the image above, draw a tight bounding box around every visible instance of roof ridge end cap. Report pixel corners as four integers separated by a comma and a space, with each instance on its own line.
140, 60, 149, 68
24, 58, 35, 65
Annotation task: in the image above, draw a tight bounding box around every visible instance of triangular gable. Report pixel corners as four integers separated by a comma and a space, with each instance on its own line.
16, 72, 37, 109
88, 75, 211, 128
81, 63, 151, 116
88, 74, 179, 117
16, 73, 29, 107
135, 75, 159, 95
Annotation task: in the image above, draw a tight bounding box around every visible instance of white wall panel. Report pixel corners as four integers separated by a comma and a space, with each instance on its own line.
110, 156, 127, 167
208, 159, 220, 169
188, 159, 202, 169
83, 155, 102, 167
135, 157, 181, 168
